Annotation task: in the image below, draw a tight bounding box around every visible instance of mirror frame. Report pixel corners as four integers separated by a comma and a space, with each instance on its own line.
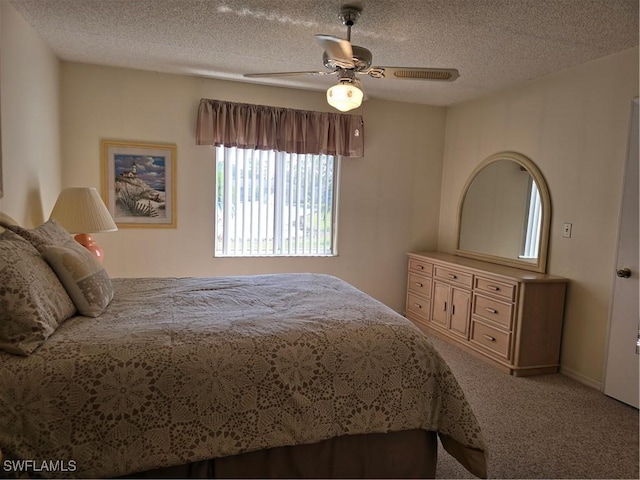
454, 151, 551, 273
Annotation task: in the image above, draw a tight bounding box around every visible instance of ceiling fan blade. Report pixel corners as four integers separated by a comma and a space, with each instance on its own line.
371, 67, 460, 82
244, 70, 335, 78
315, 34, 354, 68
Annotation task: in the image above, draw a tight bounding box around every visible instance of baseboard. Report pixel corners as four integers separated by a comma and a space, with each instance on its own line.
559, 366, 602, 391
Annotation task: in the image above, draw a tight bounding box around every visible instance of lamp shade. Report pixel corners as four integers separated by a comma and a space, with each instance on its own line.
50, 187, 118, 234
327, 81, 364, 112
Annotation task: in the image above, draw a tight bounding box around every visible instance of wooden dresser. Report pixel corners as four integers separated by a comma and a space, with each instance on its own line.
405, 251, 568, 376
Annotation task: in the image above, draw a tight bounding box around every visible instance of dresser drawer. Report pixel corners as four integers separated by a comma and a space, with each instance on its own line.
409, 258, 433, 276
473, 294, 514, 329
408, 273, 432, 298
406, 293, 430, 323
471, 321, 511, 360
434, 266, 473, 288
474, 276, 516, 302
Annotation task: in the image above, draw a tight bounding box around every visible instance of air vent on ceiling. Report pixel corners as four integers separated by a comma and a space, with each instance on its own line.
392, 69, 454, 80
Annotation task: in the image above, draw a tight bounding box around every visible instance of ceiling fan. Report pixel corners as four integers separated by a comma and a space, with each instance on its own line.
244, 5, 460, 112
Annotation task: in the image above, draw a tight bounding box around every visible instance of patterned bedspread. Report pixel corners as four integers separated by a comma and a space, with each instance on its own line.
0, 274, 486, 478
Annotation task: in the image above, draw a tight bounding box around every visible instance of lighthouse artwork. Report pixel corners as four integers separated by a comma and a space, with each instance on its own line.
102, 141, 176, 228
114, 156, 166, 218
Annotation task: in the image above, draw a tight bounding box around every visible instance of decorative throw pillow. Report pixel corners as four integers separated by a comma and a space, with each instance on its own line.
8, 218, 74, 253
0, 230, 77, 355
43, 242, 114, 317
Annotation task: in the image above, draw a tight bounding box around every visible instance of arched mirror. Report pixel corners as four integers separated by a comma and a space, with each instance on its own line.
455, 152, 551, 273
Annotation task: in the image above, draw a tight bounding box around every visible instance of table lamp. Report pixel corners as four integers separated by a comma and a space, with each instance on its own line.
50, 187, 118, 263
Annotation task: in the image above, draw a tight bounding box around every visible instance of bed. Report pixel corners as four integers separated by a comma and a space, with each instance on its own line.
0, 218, 487, 479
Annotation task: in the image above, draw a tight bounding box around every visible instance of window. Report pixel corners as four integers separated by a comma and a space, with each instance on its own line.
215, 146, 339, 257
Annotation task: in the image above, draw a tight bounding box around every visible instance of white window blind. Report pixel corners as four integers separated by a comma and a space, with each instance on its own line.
216, 146, 339, 257
522, 180, 542, 259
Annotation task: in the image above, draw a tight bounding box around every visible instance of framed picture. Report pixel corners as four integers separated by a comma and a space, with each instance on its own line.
101, 140, 176, 228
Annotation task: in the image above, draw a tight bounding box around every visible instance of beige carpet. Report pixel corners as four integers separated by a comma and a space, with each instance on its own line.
426, 333, 639, 479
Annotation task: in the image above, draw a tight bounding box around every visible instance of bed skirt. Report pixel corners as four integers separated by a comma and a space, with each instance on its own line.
124, 429, 439, 479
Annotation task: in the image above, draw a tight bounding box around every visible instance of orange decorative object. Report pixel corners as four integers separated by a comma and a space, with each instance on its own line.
74, 233, 105, 263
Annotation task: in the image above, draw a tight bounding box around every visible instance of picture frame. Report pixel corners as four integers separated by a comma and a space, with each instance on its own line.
101, 140, 176, 228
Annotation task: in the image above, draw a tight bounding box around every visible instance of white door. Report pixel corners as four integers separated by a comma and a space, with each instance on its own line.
603, 99, 639, 408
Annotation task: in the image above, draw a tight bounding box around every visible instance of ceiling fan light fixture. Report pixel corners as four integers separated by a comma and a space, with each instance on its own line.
327, 80, 363, 112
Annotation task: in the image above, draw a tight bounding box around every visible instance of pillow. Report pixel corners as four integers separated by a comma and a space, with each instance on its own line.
10, 218, 114, 317
43, 242, 113, 317
0, 230, 77, 355
7, 218, 73, 253
0, 212, 19, 231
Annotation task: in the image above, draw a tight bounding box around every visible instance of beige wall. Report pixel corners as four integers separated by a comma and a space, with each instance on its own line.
0, 2, 61, 225
438, 47, 639, 386
60, 63, 446, 310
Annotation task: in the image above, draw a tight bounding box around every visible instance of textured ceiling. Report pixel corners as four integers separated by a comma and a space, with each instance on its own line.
10, 0, 639, 107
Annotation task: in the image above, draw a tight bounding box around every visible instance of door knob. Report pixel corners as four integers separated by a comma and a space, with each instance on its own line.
616, 267, 632, 278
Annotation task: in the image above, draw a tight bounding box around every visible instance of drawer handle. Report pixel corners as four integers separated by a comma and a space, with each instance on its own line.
487, 285, 500, 291
448, 273, 457, 279
415, 282, 423, 288
416, 264, 424, 270
485, 307, 498, 314
483, 334, 496, 342
414, 303, 422, 309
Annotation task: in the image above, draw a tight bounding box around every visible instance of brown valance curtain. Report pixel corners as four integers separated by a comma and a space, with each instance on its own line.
196, 99, 364, 158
